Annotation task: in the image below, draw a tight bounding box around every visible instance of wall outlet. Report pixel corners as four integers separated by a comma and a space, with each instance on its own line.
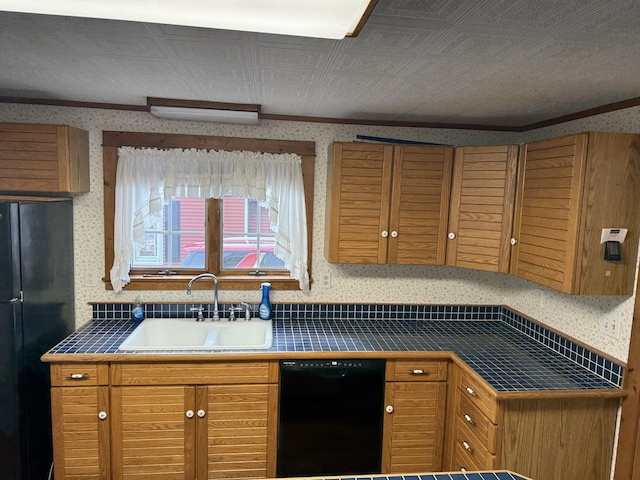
603, 317, 621, 339
321, 272, 331, 289
84, 271, 93, 287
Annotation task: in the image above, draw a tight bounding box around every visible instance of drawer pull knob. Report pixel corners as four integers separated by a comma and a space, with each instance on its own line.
409, 369, 427, 375
98, 411, 107, 420
385, 405, 394, 413
460, 467, 467, 472
463, 413, 475, 425
67, 373, 90, 380
462, 440, 474, 453
186, 410, 194, 419
465, 386, 478, 397
197, 409, 206, 418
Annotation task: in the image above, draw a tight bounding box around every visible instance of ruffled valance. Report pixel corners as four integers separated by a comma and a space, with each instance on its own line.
110, 146, 309, 291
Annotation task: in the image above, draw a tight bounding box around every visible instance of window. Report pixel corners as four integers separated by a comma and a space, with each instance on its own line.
132, 198, 207, 270
221, 197, 286, 271
103, 131, 315, 291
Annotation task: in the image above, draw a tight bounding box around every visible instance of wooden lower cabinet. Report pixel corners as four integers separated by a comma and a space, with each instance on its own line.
445, 366, 620, 480
51, 385, 111, 480
382, 359, 448, 473
110, 383, 277, 480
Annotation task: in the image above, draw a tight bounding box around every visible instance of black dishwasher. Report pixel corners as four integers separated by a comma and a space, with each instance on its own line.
276, 359, 385, 477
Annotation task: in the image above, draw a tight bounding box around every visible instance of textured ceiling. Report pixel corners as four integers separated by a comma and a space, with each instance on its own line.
1, 0, 640, 127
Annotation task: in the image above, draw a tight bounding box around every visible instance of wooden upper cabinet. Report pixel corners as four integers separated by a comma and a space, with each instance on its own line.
0, 122, 90, 194
446, 145, 519, 272
510, 132, 640, 295
326, 142, 453, 265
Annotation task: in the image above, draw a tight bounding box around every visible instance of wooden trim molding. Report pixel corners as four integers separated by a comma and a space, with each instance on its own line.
5, 94, 640, 132
102, 131, 315, 290
614, 290, 640, 480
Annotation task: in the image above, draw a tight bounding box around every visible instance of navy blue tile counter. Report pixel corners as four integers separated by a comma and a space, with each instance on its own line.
44, 304, 625, 394
276, 471, 530, 480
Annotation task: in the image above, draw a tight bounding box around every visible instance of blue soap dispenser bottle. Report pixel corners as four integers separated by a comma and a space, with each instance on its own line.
258, 282, 272, 320
131, 296, 144, 323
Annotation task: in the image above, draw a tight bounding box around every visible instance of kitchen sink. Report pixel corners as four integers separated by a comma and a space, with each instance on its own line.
118, 317, 273, 351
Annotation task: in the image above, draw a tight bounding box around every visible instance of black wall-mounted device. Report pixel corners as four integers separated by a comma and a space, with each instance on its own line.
604, 241, 622, 261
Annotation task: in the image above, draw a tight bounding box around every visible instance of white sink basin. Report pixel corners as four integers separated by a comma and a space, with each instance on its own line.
118, 317, 273, 351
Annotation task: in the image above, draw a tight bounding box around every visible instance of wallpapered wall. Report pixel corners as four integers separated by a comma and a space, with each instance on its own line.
0, 103, 638, 362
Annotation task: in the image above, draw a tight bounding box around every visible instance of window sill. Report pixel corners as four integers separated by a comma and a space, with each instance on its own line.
102, 275, 304, 291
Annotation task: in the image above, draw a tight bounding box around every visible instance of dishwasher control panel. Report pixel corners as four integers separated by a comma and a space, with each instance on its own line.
281, 359, 381, 370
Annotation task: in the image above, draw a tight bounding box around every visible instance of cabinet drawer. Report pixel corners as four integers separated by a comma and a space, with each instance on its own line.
391, 359, 448, 382
50, 363, 109, 386
458, 369, 497, 422
111, 361, 277, 385
453, 438, 496, 472
456, 387, 498, 454
454, 419, 496, 471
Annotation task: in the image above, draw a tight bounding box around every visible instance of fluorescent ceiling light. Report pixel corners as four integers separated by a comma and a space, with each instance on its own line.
1, 0, 376, 39
150, 106, 259, 125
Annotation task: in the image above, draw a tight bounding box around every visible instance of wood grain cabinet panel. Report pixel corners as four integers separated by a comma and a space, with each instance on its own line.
447, 145, 519, 272
111, 385, 195, 480
202, 384, 278, 479
326, 142, 453, 265
511, 132, 640, 294
50, 386, 110, 480
0, 122, 89, 194
108, 362, 278, 480
445, 365, 619, 480
382, 359, 448, 474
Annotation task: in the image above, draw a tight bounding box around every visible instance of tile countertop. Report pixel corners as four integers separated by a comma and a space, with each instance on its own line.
43, 315, 624, 395
271, 471, 531, 480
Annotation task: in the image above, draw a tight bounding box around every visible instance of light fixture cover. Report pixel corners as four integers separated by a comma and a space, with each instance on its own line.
1, 0, 374, 39
150, 106, 259, 125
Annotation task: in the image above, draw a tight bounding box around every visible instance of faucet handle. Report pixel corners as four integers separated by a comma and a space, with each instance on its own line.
241, 302, 252, 321
228, 305, 245, 321
189, 306, 205, 322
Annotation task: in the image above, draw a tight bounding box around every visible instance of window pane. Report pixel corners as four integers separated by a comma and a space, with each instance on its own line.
222, 198, 285, 270
132, 198, 206, 269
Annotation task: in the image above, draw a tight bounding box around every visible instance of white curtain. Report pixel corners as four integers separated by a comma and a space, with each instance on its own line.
110, 146, 309, 292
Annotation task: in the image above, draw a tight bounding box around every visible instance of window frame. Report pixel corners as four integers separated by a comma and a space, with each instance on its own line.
102, 131, 315, 291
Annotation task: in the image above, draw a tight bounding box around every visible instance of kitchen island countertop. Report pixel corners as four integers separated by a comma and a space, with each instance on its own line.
268, 470, 531, 479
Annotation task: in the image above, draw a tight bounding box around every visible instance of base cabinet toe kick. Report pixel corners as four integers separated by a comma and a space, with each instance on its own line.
48, 357, 621, 480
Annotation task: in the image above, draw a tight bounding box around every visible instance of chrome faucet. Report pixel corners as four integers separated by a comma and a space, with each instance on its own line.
186, 273, 220, 321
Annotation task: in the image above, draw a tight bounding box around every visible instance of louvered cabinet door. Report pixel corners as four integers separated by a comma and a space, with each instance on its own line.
326, 142, 394, 263
510, 134, 588, 293
0, 122, 89, 193
202, 384, 277, 479
447, 145, 518, 272
111, 386, 195, 480
51, 386, 110, 480
389, 146, 453, 265
382, 382, 447, 474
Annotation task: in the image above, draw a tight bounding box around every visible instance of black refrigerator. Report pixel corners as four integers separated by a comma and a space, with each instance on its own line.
0, 200, 76, 480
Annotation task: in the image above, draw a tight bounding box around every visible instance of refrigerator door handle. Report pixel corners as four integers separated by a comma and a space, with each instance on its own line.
1, 292, 23, 304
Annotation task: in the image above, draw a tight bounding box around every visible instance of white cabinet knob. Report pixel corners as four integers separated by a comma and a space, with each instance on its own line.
448, 232, 456, 240
197, 409, 206, 418
409, 369, 426, 375
462, 440, 474, 453
381, 231, 389, 238
98, 411, 107, 420
510, 237, 517, 246
391, 231, 398, 238
463, 414, 475, 425
186, 410, 194, 418
385, 405, 394, 413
